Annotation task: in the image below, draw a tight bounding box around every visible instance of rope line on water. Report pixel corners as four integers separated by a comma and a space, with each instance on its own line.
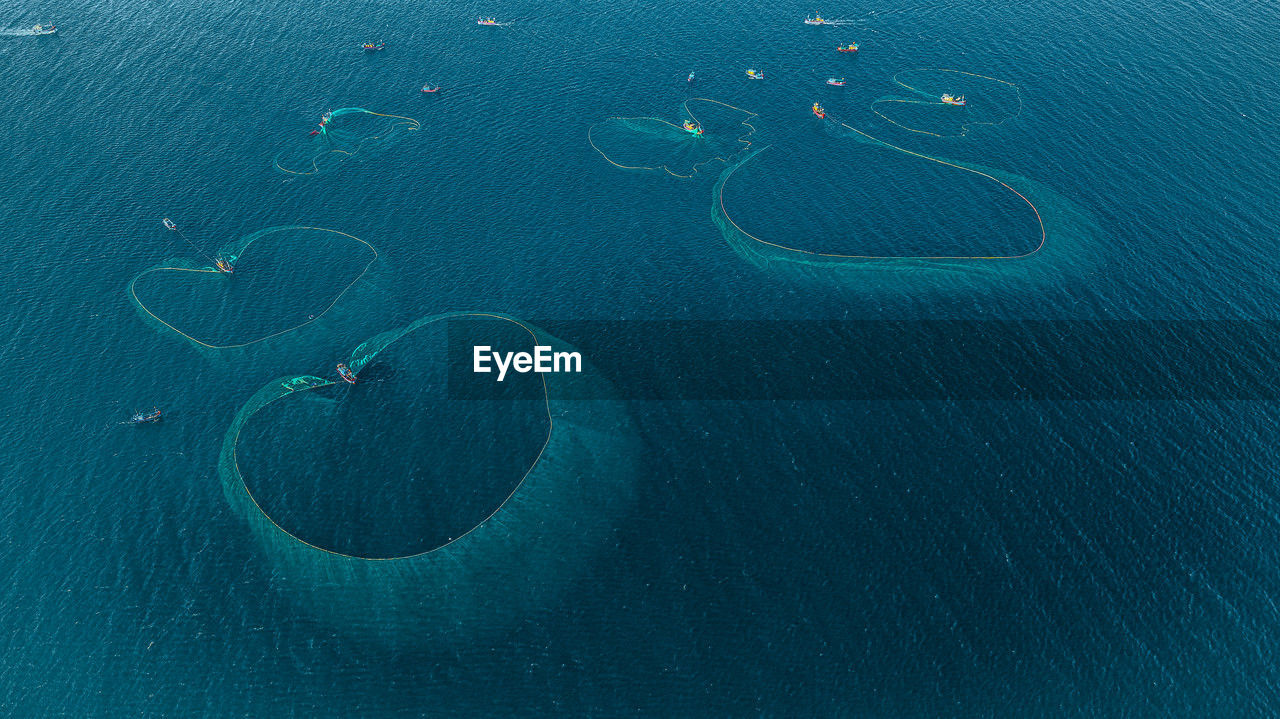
172, 227, 219, 265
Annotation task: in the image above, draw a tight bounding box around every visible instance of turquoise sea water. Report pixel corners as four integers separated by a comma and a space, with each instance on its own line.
4, 0, 1280, 714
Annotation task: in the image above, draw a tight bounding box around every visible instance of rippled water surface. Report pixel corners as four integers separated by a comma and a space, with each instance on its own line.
3, 0, 1280, 714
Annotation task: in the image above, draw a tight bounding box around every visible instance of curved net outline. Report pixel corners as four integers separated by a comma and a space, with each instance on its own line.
224, 313, 551, 561
127, 225, 378, 350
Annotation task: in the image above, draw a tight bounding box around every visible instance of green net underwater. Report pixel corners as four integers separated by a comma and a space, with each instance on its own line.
588, 98, 758, 178
218, 312, 640, 644
127, 225, 380, 351
273, 107, 420, 176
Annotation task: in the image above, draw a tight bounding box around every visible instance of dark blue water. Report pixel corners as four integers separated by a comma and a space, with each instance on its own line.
4, 0, 1280, 714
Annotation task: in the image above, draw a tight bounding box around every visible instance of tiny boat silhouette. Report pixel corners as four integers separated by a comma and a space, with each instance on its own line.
687, 71, 695, 83
812, 102, 826, 119
421, 84, 441, 93
129, 408, 162, 424
682, 120, 703, 135
478, 17, 499, 25
362, 41, 385, 51
32, 23, 56, 35
804, 15, 828, 25
746, 68, 764, 80
215, 258, 234, 274
337, 363, 357, 384
162, 218, 177, 231
941, 93, 966, 106
837, 42, 858, 52
826, 78, 846, 86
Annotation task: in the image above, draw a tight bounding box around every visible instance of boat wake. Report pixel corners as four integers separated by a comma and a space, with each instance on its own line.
2, 23, 55, 36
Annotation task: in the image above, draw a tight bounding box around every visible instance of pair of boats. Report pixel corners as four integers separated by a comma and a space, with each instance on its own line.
362, 41, 385, 51
941, 93, 966, 106
32, 23, 56, 35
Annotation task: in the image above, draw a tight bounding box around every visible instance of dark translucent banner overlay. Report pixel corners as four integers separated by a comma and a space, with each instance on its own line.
447, 321, 1280, 400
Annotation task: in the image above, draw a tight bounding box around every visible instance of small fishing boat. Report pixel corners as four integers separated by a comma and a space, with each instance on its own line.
362, 41, 385, 51
687, 71, 695, 83
804, 15, 828, 25
746, 68, 764, 80
162, 218, 177, 231
309, 129, 320, 136
813, 102, 826, 119
129, 408, 162, 424
941, 93, 966, 106
215, 258, 234, 274
421, 84, 441, 93
337, 363, 357, 384
682, 120, 703, 135
478, 17, 499, 25
826, 78, 846, 86
32, 24, 56, 35
837, 42, 858, 52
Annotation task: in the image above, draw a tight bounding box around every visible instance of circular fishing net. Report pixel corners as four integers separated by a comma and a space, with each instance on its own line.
218, 312, 640, 644
713, 124, 1102, 287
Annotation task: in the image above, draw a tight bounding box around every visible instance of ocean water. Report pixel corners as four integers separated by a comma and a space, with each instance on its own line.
3, 0, 1280, 714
